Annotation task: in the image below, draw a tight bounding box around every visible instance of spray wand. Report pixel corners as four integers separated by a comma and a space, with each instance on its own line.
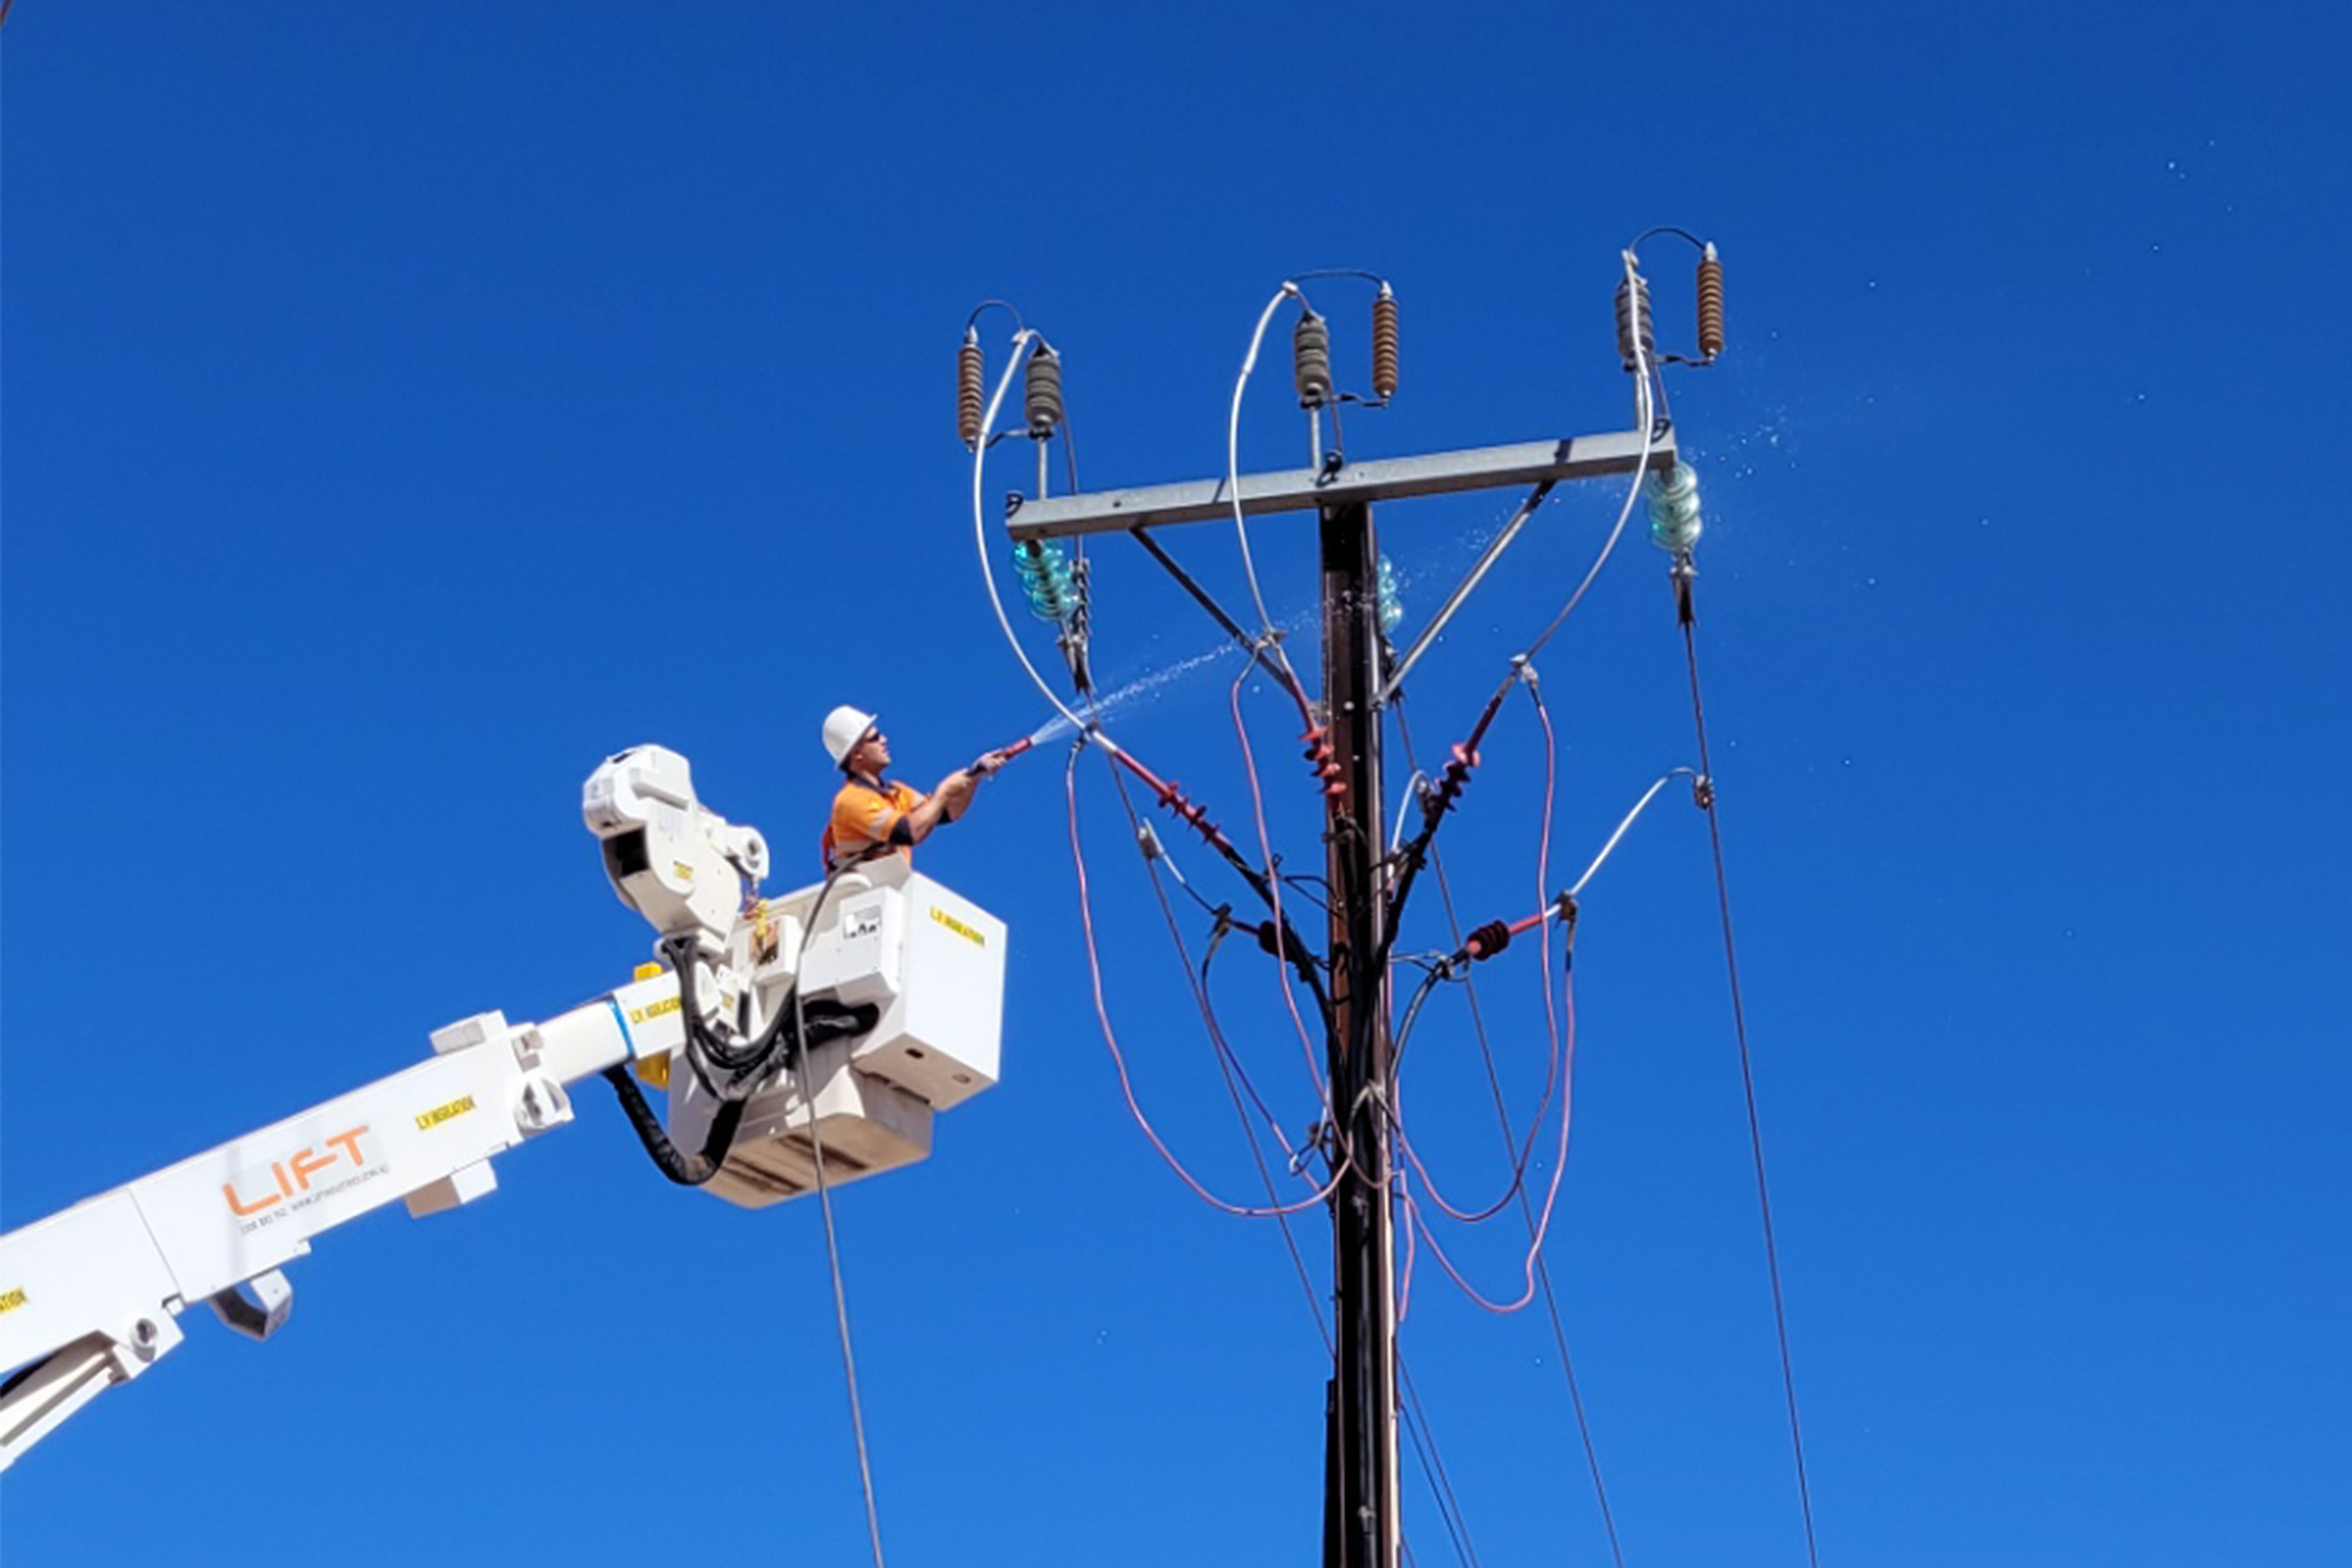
967, 734, 1037, 776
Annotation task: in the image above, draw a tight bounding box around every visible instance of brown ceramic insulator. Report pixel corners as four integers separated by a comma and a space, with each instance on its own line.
1292, 311, 1332, 407
1024, 345, 1064, 435
1696, 246, 1725, 360
1370, 287, 1399, 399
957, 335, 984, 446
1615, 269, 1653, 371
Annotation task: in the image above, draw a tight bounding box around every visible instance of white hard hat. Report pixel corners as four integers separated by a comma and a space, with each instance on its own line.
822, 705, 878, 767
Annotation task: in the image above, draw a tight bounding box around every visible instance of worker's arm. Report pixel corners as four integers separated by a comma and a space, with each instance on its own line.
909, 768, 982, 838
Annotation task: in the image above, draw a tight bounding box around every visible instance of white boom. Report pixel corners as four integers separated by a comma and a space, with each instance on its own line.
0, 745, 1005, 1471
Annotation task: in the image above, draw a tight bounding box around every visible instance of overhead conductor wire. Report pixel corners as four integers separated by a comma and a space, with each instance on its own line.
1229, 663, 1339, 1110
1008, 390, 1334, 1214
1056, 392, 1330, 1196
1065, 742, 1344, 1217
1396, 677, 1577, 1314
1216, 280, 1373, 1159
1570, 768, 1703, 898
1680, 586, 1823, 1568
1392, 680, 1567, 1225
1095, 747, 1480, 1568
1524, 256, 1659, 664
1225, 281, 1317, 718
971, 321, 1321, 1018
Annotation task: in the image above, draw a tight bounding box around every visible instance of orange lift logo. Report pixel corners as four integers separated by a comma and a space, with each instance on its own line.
222, 1127, 375, 1218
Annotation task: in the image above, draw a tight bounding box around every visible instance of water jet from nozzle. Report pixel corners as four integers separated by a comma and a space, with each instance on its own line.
1022, 640, 1241, 749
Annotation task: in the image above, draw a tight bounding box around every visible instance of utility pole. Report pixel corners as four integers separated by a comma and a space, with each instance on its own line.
1319, 499, 1399, 1568
1007, 420, 1670, 1568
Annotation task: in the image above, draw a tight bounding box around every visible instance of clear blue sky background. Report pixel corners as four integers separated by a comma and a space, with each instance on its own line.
5, 4, 2347, 1564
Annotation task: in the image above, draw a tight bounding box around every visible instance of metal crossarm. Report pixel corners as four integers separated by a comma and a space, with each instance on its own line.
1004, 428, 1675, 542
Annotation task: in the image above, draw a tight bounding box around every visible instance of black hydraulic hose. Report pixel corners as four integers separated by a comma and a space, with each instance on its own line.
662, 932, 783, 1074
601, 993, 881, 1188
614, 866, 884, 1187
601, 1065, 749, 1186
668, 862, 868, 1077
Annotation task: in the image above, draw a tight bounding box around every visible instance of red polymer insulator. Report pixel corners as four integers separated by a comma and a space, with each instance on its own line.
1370, 285, 1399, 400
1293, 311, 1332, 407
1025, 345, 1064, 435
957, 332, 984, 446
1696, 245, 1725, 361
1464, 920, 1512, 960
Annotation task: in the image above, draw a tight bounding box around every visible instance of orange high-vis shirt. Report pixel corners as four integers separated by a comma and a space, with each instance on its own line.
820, 776, 927, 872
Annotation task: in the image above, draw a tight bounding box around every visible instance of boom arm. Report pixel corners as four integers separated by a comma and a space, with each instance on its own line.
0, 742, 1005, 1472
0, 970, 684, 1472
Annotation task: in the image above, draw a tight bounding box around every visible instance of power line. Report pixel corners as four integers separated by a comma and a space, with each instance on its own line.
1679, 608, 1821, 1568
1065, 744, 1346, 1217
1100, 746, 1483, 1568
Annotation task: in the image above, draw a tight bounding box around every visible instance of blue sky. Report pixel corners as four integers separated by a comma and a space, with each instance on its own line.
4, 3, 2347, 1564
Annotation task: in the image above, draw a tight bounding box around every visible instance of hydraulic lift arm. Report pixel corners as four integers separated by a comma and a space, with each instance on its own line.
0, 743, 1007, 1472
0, 972, 681, 1472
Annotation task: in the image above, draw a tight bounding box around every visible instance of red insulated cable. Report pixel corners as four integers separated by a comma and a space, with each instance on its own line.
1228, 666, 1338, 1114
1400, 957, 1581, 1313
1065, 749, 1342, 1218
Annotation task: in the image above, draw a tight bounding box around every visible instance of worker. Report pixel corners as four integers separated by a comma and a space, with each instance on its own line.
818, 705, 1010, 873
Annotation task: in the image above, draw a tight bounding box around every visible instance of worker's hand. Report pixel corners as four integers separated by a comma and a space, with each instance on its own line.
968, 749, 1012, 778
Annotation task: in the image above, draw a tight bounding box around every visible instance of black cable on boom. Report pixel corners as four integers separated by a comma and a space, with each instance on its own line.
600, 1066, 748, 1186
